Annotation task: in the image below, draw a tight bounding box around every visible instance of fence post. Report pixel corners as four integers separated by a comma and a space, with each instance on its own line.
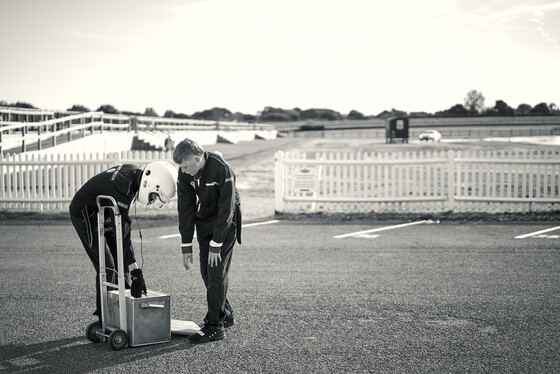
447, 150, 455, 211
274, 151, 285, 214
21, 126, 26, 153
38, 125, 42, 150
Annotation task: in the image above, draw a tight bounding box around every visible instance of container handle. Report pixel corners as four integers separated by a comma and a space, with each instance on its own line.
141, 301, 165, 309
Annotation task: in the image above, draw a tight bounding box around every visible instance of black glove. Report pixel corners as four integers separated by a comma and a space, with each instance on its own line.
130, 269, 147, 298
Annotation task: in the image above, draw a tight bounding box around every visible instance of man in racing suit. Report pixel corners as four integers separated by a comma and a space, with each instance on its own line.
69, 161, 177, 323
173, 138, 242, 344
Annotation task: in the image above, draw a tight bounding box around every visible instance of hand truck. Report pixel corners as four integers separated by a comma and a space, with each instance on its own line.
85, 195, 129, 350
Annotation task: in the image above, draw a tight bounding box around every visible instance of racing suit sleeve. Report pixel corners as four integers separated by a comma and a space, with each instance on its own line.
177, 171, 197, 254
121, 211, 136, 266
211, 164, 236, 249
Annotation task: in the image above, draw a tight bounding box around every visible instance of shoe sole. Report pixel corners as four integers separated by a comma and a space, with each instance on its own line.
189, 334, 225, 344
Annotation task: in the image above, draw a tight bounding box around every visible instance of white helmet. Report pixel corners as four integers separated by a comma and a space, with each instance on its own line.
137, 161, 178, 208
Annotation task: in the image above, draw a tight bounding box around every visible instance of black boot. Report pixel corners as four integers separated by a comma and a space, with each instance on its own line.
188, 323, 225, 344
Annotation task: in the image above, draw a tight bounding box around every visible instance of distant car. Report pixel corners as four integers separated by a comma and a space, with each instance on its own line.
418, 130, 442, 142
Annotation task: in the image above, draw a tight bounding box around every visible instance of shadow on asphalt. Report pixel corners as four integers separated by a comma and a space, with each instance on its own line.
0, 335, 194, 373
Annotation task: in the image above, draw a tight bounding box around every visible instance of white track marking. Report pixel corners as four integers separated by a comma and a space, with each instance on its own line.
333, 220, 439, 239
159, 232, 196, 240
354, 234, 380, 239
158, 220, 279, 239
514, 226, 560, 239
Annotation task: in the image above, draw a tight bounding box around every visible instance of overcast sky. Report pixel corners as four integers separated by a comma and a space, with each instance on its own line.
1, 0, 559, 115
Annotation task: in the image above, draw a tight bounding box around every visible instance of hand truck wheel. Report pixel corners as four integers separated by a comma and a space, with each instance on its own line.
109, 329, 128, 350
86, 321, 103, 343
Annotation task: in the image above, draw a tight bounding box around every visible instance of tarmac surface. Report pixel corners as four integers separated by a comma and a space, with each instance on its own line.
1, 219, 559, 373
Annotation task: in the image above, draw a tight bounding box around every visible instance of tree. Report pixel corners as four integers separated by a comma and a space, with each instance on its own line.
435, 104, 469, 117
14, 101, 36, 109
260, 110, 293, 122
68, 104, 90, 112
464, 90, 485, 114
530, 102, 551, 115
163, 110, 176, 118
96, 104, 119, 114
493, 100, 514, 116
300, 108, 341, 121
143, 107, 158, 117
515, 103, 532, 115
375, 108, 407, 119
192, 107, 232, 121
232, 112, 256, 122
0, 101, 36, 108
121, 110, 141, 116
259, 107, 300, 122
347, 110, 365, 120
408, 112, 431, 118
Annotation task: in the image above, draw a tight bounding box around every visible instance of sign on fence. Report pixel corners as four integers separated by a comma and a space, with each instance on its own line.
293, 166, 319, 193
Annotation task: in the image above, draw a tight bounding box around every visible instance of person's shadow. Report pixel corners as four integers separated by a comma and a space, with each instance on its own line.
0, 335, 193, 373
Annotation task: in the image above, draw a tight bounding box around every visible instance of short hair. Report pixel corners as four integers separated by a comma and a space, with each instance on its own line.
173, 138, 204, 163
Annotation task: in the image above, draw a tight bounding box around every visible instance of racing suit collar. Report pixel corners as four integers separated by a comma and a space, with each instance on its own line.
193, 152, 209, 180
132, 168, 144, 202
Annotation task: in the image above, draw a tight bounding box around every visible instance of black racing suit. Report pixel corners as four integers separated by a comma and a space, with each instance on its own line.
69, 164, 143, 320
177, 151, 242, 326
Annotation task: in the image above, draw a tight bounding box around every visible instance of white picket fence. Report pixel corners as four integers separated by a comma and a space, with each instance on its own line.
4, 149, 560, 214
274, 149, 560, 213
0, 151, 177, 213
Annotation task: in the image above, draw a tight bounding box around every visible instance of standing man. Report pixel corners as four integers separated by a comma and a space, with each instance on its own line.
173, 138, 242, 344
70, 161, 178, 324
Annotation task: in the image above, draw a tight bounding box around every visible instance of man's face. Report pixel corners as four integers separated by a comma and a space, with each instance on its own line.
179, 155, 202, 176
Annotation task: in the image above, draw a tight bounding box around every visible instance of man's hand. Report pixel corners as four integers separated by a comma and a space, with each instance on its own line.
209, 241, 222, 267
130, 269, 147, 298
208, 252, 222, 267
183, 253, 193, 271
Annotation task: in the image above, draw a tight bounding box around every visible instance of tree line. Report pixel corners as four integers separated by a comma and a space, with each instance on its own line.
2, 90, 559, 123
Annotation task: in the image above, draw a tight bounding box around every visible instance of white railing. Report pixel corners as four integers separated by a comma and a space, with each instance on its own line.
290, 127, 560, 139
132, 115, 272, 131
0, 112, 125, 153
0, 110, 274, 153
0, 106, 56, 123
0, 151, 177, 213
274, 149, 560, 213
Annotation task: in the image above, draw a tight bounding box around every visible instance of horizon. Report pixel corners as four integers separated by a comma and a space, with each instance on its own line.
2, 99, 558, 118
1, 0, 559, 116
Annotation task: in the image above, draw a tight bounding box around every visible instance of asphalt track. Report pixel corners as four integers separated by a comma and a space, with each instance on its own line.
1, 219, 559, 373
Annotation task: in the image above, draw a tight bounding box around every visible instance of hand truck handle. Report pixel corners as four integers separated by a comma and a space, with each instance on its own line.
96, 195, 121, 215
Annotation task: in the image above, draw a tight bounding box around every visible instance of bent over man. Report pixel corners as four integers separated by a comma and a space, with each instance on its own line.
174, 138, 242, 344
69, 161, 177, 323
